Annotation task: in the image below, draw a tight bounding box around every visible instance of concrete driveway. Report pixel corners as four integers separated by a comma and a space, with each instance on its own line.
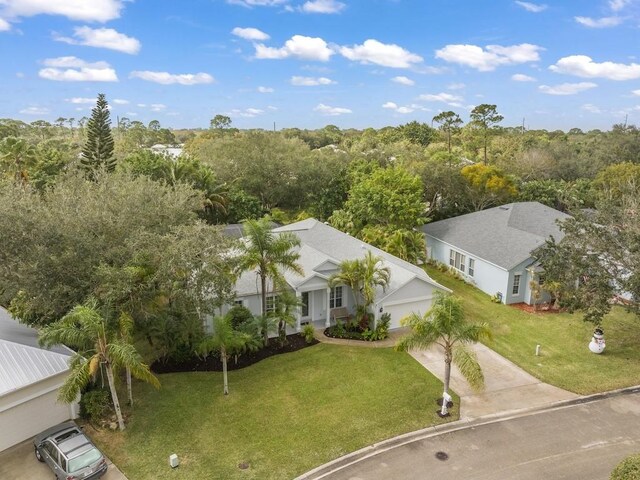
0, 439, 127, 480
410, 342, 578, 418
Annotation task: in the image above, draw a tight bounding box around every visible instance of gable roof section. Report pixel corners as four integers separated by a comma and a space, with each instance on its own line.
421, 202, 570, 270
273, 219, 448, 296
0, 307, 73, 397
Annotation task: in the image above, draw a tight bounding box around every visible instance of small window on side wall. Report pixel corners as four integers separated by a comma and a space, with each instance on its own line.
468, 258, 475, 277
512, 274, 521, 295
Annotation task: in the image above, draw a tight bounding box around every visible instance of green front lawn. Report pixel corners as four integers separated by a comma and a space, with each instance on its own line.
426, 266, 640, 395
91, 344, 457, 480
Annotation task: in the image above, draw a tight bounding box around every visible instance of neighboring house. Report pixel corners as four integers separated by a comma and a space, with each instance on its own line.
227, 218, 449, 330
0, 308, 78, 452
148, 143, 184, 158
421, 202, 570, 305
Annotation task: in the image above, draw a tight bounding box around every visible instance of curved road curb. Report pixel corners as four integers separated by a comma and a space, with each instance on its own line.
295, 385, 640, 480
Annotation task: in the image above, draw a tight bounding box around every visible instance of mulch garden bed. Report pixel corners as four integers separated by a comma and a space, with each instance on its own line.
151, 333, 319, 374
509, 302, 562, 314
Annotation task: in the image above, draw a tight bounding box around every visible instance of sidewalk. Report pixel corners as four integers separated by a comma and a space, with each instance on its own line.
410, 342, 578, 419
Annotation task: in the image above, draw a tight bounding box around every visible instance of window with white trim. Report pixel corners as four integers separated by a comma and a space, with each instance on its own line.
266, 295, 278, 313
449, 249, 466, 274
330, 286, 343, 308
468, 258, 475, 277
512, 274, 521, 295
234, 299, 244, 307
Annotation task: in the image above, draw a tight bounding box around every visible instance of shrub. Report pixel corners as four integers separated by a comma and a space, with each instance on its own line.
80, 389, 111, 422
301, 323, 316, 344
228, 305, 254, 330
375, 313, 391, 340
611, 453, 640, 480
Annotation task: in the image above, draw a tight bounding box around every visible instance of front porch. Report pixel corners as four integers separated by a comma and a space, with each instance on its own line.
292, 284, 355, 332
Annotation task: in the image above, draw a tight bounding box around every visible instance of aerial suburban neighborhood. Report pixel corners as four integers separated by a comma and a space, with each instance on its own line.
1, 1, 640, 479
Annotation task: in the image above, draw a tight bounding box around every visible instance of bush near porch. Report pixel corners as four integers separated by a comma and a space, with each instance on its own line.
89, 343, 458, 480
425, 266, 640, 395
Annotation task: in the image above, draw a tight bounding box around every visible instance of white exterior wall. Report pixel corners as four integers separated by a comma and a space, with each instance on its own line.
506, 259, 535, 305
0, 372, 78, 452
426, 235, 510, 303
379, 278, 440, 329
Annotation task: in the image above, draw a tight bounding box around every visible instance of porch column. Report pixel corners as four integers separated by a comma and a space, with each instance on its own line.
325, 287, 331, 328
295, 290, 302, 332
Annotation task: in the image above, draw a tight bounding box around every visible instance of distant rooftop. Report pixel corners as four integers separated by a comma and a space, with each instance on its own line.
421, 202, 571, 270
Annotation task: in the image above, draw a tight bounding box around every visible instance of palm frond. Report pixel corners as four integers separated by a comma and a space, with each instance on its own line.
58, 356, 92, 403
453, 344, 485, 392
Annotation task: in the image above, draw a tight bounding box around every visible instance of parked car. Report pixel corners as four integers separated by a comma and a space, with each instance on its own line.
33, 421, 108, 480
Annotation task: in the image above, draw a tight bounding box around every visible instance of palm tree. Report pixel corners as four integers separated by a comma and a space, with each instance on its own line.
329, 251, 391, 315
395, 292, 491, 415
359, 251, 391, 309
238, 217, 303, 344
39, 302, 160, 431
198, 315, 252, 395
0, 136, 37, 184
270, 289, 303, 345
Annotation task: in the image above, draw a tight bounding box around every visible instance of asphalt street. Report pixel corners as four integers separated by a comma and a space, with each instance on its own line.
320, 391, 640, 480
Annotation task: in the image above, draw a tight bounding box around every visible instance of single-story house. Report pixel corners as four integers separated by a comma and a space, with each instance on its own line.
421, 202, 570, 305
0, 307, 78, 452
228, 218, 450, 330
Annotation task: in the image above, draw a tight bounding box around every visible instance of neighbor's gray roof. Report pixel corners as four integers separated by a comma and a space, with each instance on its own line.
0, 307, 73, 396
235, 218, 449, 298
421, 202, 570, 270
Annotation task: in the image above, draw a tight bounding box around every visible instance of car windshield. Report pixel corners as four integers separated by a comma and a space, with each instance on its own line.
67, 448, 102, 473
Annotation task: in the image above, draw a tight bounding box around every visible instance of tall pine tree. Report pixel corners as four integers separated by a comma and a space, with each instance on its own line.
81, 94, 115, 177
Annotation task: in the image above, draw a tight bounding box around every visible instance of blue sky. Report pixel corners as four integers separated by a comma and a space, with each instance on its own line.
1, 0, 640, 130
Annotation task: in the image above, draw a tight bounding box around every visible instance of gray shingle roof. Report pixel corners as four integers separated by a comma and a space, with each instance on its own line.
421, 202, 570, 270
235, 219, 449, 298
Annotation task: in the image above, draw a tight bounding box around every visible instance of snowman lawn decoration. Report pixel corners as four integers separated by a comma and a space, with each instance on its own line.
588, 327, 605, 354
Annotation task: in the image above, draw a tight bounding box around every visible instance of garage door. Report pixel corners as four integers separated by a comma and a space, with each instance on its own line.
0, 389, 72, 452
383, 299, 430, 329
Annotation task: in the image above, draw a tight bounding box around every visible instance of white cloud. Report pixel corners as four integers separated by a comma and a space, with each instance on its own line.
130, 71, 214, 85
66, 97, 95, 104
0, 17, 10, 31
267, 105, 278, 110
125, 112, 137, 117
301, 0, 346, 14
150, 104, 166, 112
582, 103, 602, 113
512, 73, 537, 82
228, 107, 266, 117
290, 75, 335, 86
514, 1, 547, 12
257, 86, 274, 93
538, 82, 598, 95
231, 27, 270, 41
447, 82, 465, 90
19, 106, 49, 115
314, 103, 352, 115
255, 35, 334, 61
1, 0, 124, 22
53, 26, 140, 54
113, 98, 129, 104
609, 0, 632, 11
574, 16, 622, 28
550, 55, 640, 80
435, 43, 543, 71
396, 106, 414, 114
418, 92, 463, 106
391, 75, 415, 86
633, 89, 640, 96
137, 103, 146, 108
39, 56, 117, 82
340, 39, 423, 68
382, 102, 398, 109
